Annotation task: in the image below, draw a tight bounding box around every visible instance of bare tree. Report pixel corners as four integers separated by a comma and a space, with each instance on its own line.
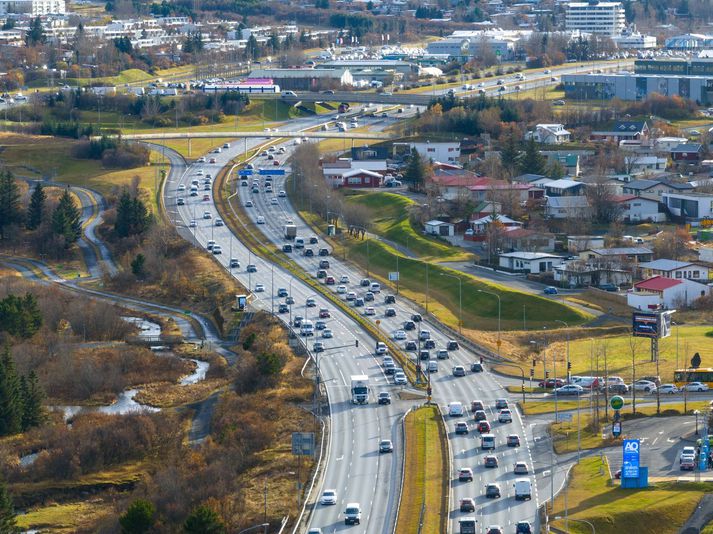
585, 177, 622, 225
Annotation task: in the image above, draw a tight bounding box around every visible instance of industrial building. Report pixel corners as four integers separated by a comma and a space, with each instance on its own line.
247, 68, 353, 91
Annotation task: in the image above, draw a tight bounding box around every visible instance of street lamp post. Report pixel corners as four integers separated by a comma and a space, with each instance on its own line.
440, 272, 462, 334
237, 523, 270, 534
478, 289, 501, 357
696, 409, 701, 436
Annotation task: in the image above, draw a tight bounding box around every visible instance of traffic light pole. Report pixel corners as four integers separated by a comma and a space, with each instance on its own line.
497, 362, 527, 405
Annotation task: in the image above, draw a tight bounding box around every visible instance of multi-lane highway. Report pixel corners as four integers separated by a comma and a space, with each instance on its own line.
224, 138, 541, 533
165, 120, 406, 534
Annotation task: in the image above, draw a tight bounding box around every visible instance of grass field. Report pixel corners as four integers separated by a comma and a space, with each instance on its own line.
395, 405, 447, 534
345, 191, 473, 261
17, 500, 115, 533
69, 68, 154, 87
550, 457, 712, 534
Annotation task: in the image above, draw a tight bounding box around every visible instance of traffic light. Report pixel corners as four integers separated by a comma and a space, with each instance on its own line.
567, 361, 572, 371
355, 339, 359, 348
532, 359, 537, 368
545, 371, 550, 379
521, 384, 525, 392
530, 368, 534, 378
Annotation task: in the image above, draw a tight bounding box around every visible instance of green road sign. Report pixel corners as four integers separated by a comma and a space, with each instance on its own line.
610, 395, 624, 411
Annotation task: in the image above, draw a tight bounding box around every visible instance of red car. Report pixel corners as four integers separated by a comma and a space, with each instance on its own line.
538, 378, 565, 389
325, 276, 336, 285
477, 421, 491, 433
209, 158, 216, 164
319, 308, 331, 319
202, 194, 210, 201
273, 160, 280, 166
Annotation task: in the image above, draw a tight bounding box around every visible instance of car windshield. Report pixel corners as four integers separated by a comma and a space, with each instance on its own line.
345, 507, 359, 514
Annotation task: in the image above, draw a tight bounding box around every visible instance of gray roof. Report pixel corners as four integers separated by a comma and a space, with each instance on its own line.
515, 173, 546, 183
249, 68, 350, 79
625, 179, 659, 190
544, 179, 582, 189
586, 247, 653, 256
639, 259, 695, 271
499, 252, 562, 260
671, 143, 703, 152
546, 196, 590, 208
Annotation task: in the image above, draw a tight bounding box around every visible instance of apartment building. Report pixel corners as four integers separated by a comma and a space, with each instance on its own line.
565, 1, 626, 37
0, 0, 65, 14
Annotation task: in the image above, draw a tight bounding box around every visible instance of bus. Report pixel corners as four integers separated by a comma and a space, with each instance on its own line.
673, 368, 713, 388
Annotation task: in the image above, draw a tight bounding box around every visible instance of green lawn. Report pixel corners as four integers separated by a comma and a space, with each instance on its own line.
395, 405, 447, 534
550, 326, 713, 385
68, 68, 154, 87
550, 457, 712, 534
346, 191, 472, 261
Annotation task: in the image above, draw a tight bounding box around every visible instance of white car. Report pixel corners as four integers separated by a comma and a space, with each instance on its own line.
271, 198, 279, 205
257, 215, 265, 224
214, 218, 223, 226
203, 211, 212, 219
189, 220, 197, 228
177, 184, 186, 192
320, 489, 337, 505
393, 330, 407, 340
364, 306, 376, 316
659, 384, 679, 394
255, 283, 265, 292
336, 285, 347, 294
279, 190, 287, 197
394, 371, 407, 385
685, 382, 710, 392
498, 409, 513, 423
322, 329, 333, 338
346, 291, 357, 301
340, 275, 350, 284
632, 380, 657, 393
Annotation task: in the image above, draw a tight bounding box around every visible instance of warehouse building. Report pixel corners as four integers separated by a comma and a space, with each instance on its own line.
248, 68, 353, 91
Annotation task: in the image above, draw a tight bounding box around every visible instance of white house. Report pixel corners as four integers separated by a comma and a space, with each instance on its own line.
425, 220, 455, 237
624, 155, 668, 175
567, 235, 605, 253
627, 276, 711, 309
498, 252, 565, 274
410, 141, 461, 164
638, 259, 710, 282
525, 124, 571, 145
662, 192, 713, 225
612, 195, 665, 223
545, 196, 590, 219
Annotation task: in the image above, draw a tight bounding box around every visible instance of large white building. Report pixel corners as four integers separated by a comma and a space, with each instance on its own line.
409, 141, 460, 164
565, 1, 625, 37
0, 0, 65, 14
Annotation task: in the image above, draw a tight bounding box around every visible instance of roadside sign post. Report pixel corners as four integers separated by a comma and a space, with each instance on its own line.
700, 425, 709, 472
622, 439, 640, 479
611, 396, 624, 438
388, 271, 399, 294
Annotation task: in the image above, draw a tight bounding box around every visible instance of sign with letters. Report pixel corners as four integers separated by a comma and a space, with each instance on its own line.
622, 439, 640, 479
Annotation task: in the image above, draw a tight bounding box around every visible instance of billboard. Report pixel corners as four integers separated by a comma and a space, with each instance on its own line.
623, 439, 640, 479
632, 312, 659, 338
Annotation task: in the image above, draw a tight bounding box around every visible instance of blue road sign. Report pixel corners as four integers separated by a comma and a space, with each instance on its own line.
291, 432, 315, 456
238, 169, 253, 176
259, 168, 286, 176
623, 439, 640, 479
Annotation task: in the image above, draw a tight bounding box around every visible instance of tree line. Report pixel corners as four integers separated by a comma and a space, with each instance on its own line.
0, 346, 45, 438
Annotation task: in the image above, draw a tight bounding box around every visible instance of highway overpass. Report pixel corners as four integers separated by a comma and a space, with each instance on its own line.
253, 91, 436, 106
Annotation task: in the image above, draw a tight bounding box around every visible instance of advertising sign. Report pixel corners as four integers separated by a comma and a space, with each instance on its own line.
610, 395, 624, 411
612, 421, 622, 437
623, 439, 640, 479
632, 312, 659, 338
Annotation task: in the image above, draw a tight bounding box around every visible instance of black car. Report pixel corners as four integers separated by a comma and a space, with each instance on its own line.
424, 339, 436, 350
411, 313, 422, 322
404, 321, 416, 331
282, 244, 293, 253
309, 236, 318, 244
278, 303, 289, 313
317, 269, 327, 279
385, 295, 396, 304
360, 279, 371, 287
304, 248, 314, 257
419, 350, 430, 361
405, 341, 417, 351
385, 308, 396, 317
471, 362, 484, 373
598, 283, 618, 292
319, 248, 330, 256
377, 392, 391, 405
515, 522, 532, 534
606, 383, 630, 394
447, 340, 459, 351
319, 260, 330, 269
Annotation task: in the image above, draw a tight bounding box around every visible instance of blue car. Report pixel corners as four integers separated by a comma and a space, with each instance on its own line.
543, 286, 558, 295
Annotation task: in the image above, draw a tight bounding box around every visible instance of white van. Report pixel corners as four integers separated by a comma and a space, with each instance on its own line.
301, 320, 314, 336
514, 478, 532, 500
370, 282, 381, 293
295, 237, 305, 249
481, 433, 495, 450
427, 360, 438, 373
448, 401, 464, 417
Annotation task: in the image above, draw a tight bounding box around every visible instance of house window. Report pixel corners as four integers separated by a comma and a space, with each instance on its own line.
448, 147, 454, 152
347, 177, 362, 184
675, 271, 682, 279
427, 148, 435, 152
694, 271, 700, 278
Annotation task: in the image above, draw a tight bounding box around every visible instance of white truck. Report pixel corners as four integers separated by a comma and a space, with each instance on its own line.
351, 375, 369, 404
514, 478, 532, 500
283, 224, 297, 240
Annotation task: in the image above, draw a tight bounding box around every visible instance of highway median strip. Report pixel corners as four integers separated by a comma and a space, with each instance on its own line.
395, 405, 448, 534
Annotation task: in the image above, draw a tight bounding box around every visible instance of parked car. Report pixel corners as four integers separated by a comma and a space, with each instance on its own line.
539, 378, 565, 389
632, 380, 657, 393
606, 383, 630, 394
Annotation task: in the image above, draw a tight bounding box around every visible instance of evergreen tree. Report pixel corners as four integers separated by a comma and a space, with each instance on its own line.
51, 189, 82, 247
183, 505, 226, 534
0, 293, 42, 339
0, 170, 23, 239
518, 137, 547, 176
119, 499, 155, 534
131, 253, 146, 278
26, 182, 46, 230
0, 347, 22, 437
499, 132, 520, 176
546, 159, 565, 180
25, 16, 45, 46
0, 480, 17, 534
115, 189, 151, 238
21, 370, 45, 431
404, 149, 428, 192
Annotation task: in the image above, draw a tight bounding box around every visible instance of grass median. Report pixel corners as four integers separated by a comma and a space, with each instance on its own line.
550, 456, 713, 534
395, 405, 448, 534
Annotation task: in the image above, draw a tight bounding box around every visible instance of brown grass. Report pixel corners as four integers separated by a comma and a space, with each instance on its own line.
134, 378, 229, 408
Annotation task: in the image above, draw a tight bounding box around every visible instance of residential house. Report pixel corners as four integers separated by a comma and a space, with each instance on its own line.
654, 137, 689, 152
425, 220, 455, 236
612, 195, 665, 222
567, 235, 605, 253
671, 143, 703, 162
622, 179, 694, 201
554, 260, 633, 289
545, 196, 591, 219
322, 160, 353, 187
525, 124, 571, 145
662, 192, 713, 225
638, 259, 710, 282
470, 214, 523, 240
340, 169, 383, 188
501, 229, 556, 252
498, 252, 565, 274
543, 179, 585, 197
542, 152, 581, 177
514, 173, 547, 184
471, 200, 502, 219
624, 155, 668, 175
410, 141, 461, 164
627, 275, 711, 309
579, 247, 654, 264
591, 120, 650, 143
